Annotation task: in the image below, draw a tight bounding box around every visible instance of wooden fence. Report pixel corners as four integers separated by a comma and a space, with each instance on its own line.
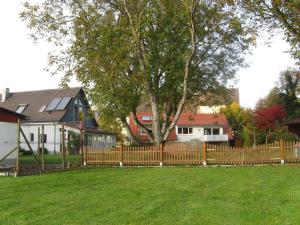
84, 140, 300, 166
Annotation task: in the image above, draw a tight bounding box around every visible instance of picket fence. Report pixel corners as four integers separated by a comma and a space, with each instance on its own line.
84, 140, 300, 166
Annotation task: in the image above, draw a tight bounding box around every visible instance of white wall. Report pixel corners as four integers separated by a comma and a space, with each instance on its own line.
20, 123, 62, 154
175, 126, 226, 142
0, 122, 17, 166
20, 123, 117, 152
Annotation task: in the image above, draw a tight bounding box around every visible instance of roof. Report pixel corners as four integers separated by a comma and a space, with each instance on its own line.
286, 118, 300, 125
176, 113, 228, 126
0, 87, 82, 123
134, 112, 228, 126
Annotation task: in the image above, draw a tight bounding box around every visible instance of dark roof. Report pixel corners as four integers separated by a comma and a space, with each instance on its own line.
286, 118, 300, 125
0, 87, 82, 123
0, 107, 25, 118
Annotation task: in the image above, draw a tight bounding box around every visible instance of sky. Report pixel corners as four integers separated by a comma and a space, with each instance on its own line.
0, 1, 297, 109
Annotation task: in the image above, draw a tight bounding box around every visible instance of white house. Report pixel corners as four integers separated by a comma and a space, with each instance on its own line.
0, 87, 116, 153
127, 112, 230, 144
175, 113, 229, 143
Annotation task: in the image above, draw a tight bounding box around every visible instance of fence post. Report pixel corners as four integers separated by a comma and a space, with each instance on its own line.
160, 143, 163, 167
202, 142, 207, 166
84, 145, 87, 166
280, 139, 285, 164
61, 123, 65, 169
16, 119, 21, 177
41, 125, 45, 172
120, 145, 123, 167
80, 120, 84, 165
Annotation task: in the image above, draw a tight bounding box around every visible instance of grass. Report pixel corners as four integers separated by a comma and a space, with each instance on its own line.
20, 154, 82, 164
1, 166, 300, 225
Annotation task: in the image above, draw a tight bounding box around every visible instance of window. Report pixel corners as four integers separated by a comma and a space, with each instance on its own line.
204, 128, 211, 135
40, 134, 47, 143
39, 105, 47, 112
74, 106, 83, 121
30, 133, 34, 142
178, 127, 193, 134
142, 115, 152, 121
16, 104, 27, 114
213, 128, 220, 135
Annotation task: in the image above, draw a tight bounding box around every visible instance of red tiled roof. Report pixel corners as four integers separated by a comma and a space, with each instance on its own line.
176, 113, 228, 126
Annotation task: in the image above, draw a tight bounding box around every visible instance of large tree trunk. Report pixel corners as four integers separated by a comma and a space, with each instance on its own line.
149, 95, 162, 145
120, 117, 141, 145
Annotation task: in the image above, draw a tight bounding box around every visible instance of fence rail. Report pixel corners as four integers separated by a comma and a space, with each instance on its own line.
84, 141, 300, 166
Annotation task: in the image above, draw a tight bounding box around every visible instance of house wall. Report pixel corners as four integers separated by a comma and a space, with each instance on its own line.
175, 125, 227, 142
20, 123, 62, 154
0, 122, 17, 166
20, 123, 117, 153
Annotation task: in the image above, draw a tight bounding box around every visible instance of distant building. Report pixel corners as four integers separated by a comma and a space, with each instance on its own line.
196, 88, 240, 114
286, 118, 300, 138
127, 112, 230, 144
0, 87, 116, 153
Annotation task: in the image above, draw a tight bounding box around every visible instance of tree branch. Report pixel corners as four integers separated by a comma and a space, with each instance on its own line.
163, 0, 199, 141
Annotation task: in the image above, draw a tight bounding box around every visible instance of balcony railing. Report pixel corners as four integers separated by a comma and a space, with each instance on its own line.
203, 134, 228, 142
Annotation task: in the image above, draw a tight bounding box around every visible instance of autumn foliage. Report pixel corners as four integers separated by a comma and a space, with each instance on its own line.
254, 105, 287, 131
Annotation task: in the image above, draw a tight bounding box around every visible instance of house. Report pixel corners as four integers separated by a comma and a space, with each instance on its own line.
196, 88, 240, 114
0, 107, 24, 167
0, 87, 116, 153
286, 118, 300, 138
127, 112, 230, 144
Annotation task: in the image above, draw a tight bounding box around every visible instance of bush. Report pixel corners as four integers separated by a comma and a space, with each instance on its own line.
37, 147, 49, 155
20, 148, 32, 155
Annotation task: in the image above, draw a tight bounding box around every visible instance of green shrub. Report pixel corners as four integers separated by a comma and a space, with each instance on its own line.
37, 147, 49, 155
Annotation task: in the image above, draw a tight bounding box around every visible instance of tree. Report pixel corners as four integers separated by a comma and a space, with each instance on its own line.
221, 102, 246, 146
242, 0, 300, 62
278, 69, 300, 118
258, 69, 300, 119
241, 108, 257, 147
254, 104, 287, 144
21, 0, 255, 145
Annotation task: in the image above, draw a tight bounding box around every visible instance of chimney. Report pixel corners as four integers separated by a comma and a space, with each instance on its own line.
0, 88, 9, 102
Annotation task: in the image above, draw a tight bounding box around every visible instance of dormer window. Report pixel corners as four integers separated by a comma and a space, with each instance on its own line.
142, 115, 152, 121
16, 104, 27, 114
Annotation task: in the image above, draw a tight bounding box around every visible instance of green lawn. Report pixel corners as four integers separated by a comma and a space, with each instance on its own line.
20, 154, 82, 164
1, 166, 300, 225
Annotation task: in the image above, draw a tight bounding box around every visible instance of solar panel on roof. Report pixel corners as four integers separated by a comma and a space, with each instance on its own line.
46, 98, 62, 111
56, 97, 72, 110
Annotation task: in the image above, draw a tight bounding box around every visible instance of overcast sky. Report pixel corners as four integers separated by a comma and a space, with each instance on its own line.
0, 1, 297, 108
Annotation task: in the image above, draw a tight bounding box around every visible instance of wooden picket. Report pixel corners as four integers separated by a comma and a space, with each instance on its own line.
85, 140, 300, 166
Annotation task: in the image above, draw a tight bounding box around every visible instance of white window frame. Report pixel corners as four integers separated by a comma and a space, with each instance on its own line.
16, 104, 27, 114
142, 115, 152, 121
177, 127, 193, 135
